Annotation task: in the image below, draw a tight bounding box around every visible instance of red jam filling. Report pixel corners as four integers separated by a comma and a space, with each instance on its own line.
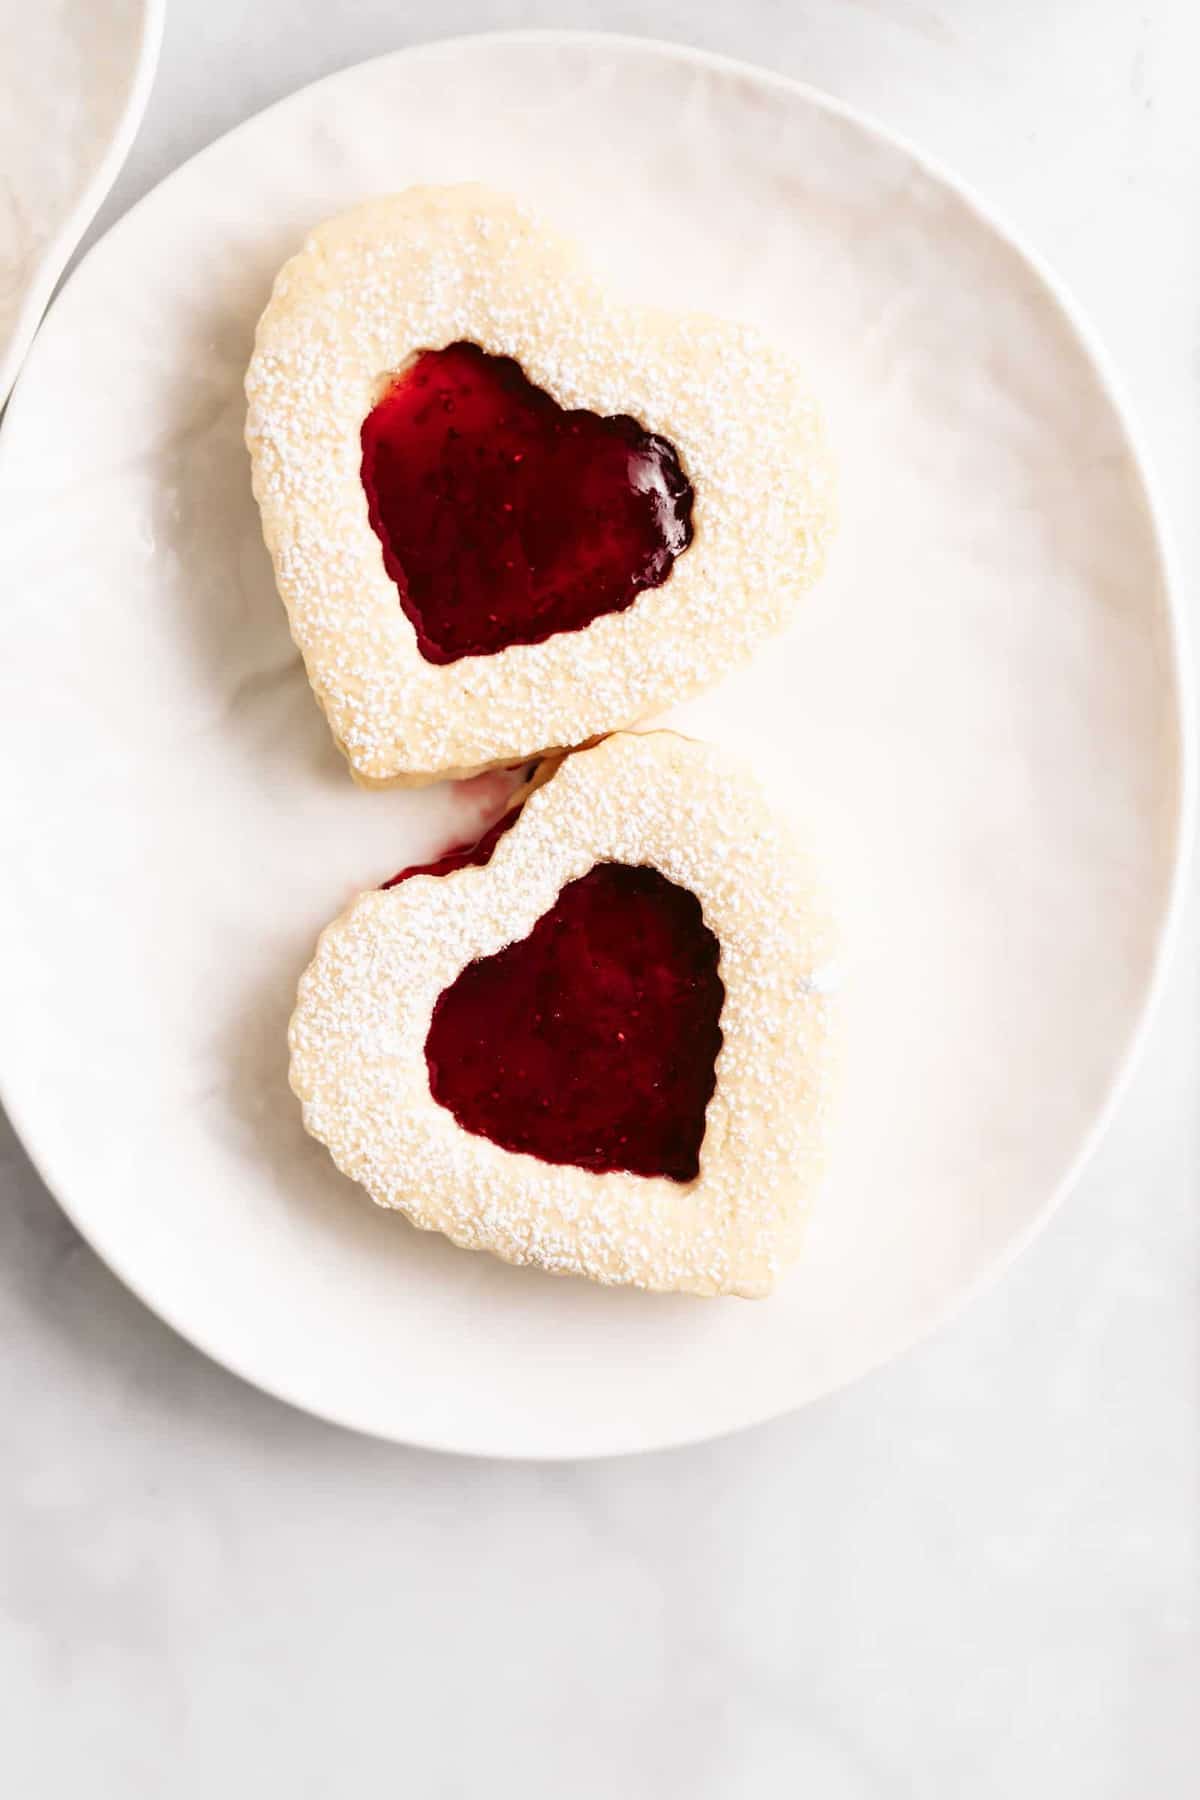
360, 341, 694, 664
424, 863, 724, 1183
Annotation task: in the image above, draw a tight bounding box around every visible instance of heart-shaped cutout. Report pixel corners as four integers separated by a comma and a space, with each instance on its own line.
361, 341, 694, 663
290, 732, 836, 1298
426, 862, 723, 1182
246, 186, 834, 785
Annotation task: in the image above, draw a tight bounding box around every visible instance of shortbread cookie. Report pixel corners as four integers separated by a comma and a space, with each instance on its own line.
246, 185, 834, 786
289, 731, 836, 1297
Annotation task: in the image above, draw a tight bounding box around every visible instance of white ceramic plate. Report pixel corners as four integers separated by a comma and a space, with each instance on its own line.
0, 35, 1189, 1458
0, 0, 163, 408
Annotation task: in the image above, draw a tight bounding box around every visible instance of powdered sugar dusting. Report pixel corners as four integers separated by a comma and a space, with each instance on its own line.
245, 185, 835, 785
288, 732, 837, 1297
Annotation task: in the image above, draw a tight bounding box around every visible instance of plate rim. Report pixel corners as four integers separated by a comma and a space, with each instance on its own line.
0, 28, 1193, 1460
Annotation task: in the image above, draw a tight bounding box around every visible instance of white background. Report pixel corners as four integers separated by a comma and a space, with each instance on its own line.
1, 3, 1196, 1794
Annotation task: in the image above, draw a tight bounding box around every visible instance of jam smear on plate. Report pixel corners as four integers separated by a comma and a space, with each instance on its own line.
381, 806, 522, 889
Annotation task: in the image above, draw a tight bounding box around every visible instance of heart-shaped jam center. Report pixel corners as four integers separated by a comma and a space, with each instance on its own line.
424, 863, 724, 1182
360, 342, 695, 665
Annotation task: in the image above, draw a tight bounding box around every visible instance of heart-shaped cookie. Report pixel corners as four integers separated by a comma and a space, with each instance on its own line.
289, 732, 836, 1297
246, 185, 834, 786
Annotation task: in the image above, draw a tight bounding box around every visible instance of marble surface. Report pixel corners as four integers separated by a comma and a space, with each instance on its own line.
1, 1, 1196, 1792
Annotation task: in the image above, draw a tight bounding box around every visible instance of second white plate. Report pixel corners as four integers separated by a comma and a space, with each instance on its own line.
0, 0, 163, 406
0, 34, 1188, 1457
